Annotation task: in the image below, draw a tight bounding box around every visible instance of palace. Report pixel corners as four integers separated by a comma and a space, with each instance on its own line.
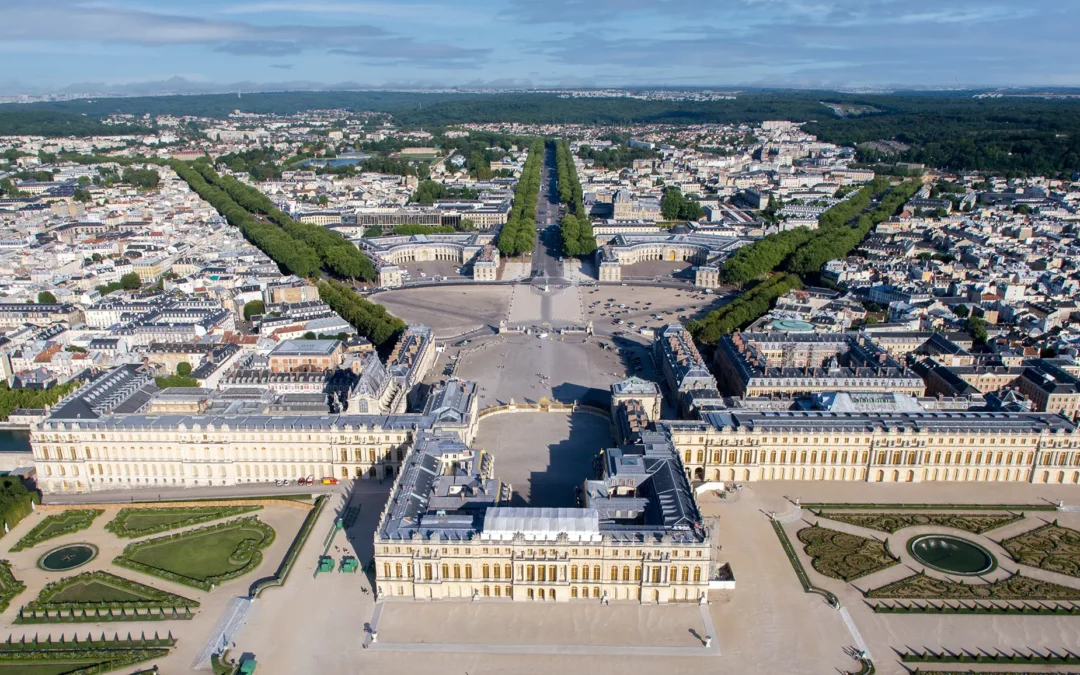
373, 429, 713, 604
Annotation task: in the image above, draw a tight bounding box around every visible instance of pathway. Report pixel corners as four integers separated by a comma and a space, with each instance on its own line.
191, 596, 253, 670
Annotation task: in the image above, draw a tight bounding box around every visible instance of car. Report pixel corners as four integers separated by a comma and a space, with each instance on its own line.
321, 477, 338, 485
455, 339, 470, 346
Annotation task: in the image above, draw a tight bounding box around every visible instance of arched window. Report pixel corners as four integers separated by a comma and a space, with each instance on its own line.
383, 563, 390, 578
571, 565, 578, 580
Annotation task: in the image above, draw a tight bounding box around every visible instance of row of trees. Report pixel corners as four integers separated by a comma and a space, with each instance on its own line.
171, 160, 322, 278
721, 179, 889, 285
496, 139, 544, 257
786, 179, 922, 276
175, 161, 377, 281
687, 274, 803, 343
316, 279, 406, 346
554, 140, 595, 257
175, 162, 405, 346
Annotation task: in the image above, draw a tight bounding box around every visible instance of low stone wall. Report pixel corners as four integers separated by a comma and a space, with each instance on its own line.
478, 401, 610, 421
37, 498, 315, 512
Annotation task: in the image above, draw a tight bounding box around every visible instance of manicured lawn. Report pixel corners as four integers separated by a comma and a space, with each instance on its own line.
10, 510, 102, 551
49, 579, 144, 603
114, 516, 276, 589
129, 524, 270, 581
106, 505, 262, 538
123, 512, 206, 530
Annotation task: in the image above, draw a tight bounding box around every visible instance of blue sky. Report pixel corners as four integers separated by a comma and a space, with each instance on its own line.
0, 0, 1076, 93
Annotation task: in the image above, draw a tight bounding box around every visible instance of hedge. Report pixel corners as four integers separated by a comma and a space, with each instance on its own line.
250, 494, 328, 598
802, 503, 1057, 512
18, 570, 198, 624
770, 519, 840, 606
0, 476, 39, 536
105, 505, 263, 538
0, 560, 25, 613
901, 650, 1080, 665
11, 509, 103, 552
113, 516, 275, 591
873, 601, 1080, 616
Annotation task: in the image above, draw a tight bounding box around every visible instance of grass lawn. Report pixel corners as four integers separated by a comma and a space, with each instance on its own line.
127, 520, 274, 582
106, 505, 262, 538
11, 510, 102, 552
49, 580, 145, 604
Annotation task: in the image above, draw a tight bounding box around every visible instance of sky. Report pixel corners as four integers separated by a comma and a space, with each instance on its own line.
0, 0, 1077, 94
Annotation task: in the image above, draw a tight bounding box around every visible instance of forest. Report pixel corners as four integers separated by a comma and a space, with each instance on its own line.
7, 90, 1079, 176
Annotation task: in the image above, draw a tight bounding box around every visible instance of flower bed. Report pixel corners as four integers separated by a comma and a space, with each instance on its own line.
0, 633, 175, 675
10, 509, 103, 552
113, 516, 275, 591
815, 511, 1023, 534
105, 505, 263, 538
16, 570, 198, 624
769, 519, 840, 606
865, 571, 1080, 601
1001, 521, 1080, 579
797, 525, 899, 582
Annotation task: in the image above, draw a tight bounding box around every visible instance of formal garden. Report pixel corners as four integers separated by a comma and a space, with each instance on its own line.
796, 525, 898, 582
1001, 521, 1080, 579
16, 570, 199, 624
10, 511, 103, 553
0, 633, 175, 674
104, 505, 263, 539
865, 570, 1080, 601
814, 511, 1024, 535
112, 516, 276, 591
774, 504, 1080, 618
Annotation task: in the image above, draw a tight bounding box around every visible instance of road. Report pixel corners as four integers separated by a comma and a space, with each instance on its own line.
531, 143, 566, 284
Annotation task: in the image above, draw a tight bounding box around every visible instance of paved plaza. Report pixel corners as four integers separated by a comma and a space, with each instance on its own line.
474, 412, 611, 507
375, 285, 513, 337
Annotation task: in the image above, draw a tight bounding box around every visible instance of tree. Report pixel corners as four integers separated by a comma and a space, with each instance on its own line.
37, 291, 57, 304
965, 315, 988, 345
76, 176, 90, 187
119, 272, 142, 290
73, 188, 92, 203
176, 362, 192, 377
953, 304, 970, 318
303, 331, 318, 340
661, 188, 685, 220
121, 168, 160, 189
243, 300, 265, 321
